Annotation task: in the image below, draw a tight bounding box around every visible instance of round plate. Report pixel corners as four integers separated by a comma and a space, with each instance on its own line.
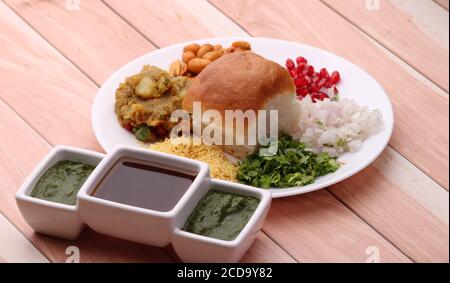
92, 37, 394, 198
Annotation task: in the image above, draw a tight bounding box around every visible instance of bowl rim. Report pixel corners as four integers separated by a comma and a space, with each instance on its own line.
77, 145, 211, 218
15, 145, 105, 212
173, 179, 272, 248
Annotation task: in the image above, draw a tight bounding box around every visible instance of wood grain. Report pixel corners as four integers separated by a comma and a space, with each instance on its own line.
434, 0, 449, 10
322, 0, 449, 92
330, 164, 449, 262
0, 0, 294, 263
0, 204, 49, 263
4, 0, 156, 85
103, 0, 248, 47
210, 0, 449, 189
266, 190, 411, 262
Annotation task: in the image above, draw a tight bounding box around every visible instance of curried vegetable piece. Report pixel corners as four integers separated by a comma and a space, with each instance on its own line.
237, 135, 340, 188
115, 65, 191, 142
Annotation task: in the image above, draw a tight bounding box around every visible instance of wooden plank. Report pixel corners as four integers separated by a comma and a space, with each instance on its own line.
434, 0, 449, 10
265, 190, 410, 262
0, 98, 173, 262
322, 0, 449, 92
372, 148, 448, 226
241, 232, 297, 263
0, 0, 293, 263
107, 0, 448, 262
330, 166, 449, 262
0, 4, 100, 151
164, 232, 298, 263
102, 0, 248, 47
0, 212, 49, 263
4, 0, 155, 85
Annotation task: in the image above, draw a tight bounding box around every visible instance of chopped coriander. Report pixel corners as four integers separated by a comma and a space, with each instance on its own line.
237, 135, 340, 188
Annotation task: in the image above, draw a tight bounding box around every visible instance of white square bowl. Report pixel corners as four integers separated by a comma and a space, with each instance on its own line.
171, 179, 272, 263
15, 146, 105, 240
77, 146, 210, 247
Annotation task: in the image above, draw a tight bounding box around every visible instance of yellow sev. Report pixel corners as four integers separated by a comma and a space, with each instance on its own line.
147, 138, 238, 182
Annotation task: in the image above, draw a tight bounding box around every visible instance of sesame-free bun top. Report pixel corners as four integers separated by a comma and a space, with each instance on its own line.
182, 52, 295, 114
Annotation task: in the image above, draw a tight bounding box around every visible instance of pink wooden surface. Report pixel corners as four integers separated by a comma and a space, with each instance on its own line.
0, 0, 448, 263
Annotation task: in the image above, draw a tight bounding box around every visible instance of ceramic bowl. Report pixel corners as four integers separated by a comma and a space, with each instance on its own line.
77, 146, 210, 247
171, 179, 272, 263
15, 146, 104, 240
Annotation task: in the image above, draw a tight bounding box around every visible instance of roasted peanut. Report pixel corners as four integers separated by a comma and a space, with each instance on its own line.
188, 58, 211, 74
197, 44, 214, 58
183, 43, 201, 54
232, 41, 251, 50
182, 51, 196, 63
169, 60, 188, 76
203, 51, 221, 61
213, 44, 222, 51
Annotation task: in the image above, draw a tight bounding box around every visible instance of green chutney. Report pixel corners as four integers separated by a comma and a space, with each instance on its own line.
30, 160, 95, 205
183, 190, 260, 241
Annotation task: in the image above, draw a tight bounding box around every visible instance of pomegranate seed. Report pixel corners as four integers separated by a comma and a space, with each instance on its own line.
310, 93, 319, 102
318, 92, 329, 100
333, 86, 339, 95
304, 76, 312, 84
124, 123, 132, 132
286, 59, 295, 70
296, 56, 307, 65
289, 70, 297, 79
296, 62, 306, 73
286, 55, 343, 103
298, 87, 309, 96
317, 77, 327, 88
295, 76, 309, 88
330, 71, 341, 84
320, 68, 330, 79
312, 74, 320, 84
306, 65, 315, 76
310, 83, 320, 93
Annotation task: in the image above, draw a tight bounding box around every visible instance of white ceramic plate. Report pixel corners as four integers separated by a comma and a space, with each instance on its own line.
92, 37, 394, 198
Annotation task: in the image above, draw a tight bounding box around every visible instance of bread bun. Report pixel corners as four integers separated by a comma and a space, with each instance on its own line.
182, 52, 295, 114
182, 52, 299, 158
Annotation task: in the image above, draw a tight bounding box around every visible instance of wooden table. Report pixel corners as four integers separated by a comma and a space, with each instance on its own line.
0, 0, 448, 263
